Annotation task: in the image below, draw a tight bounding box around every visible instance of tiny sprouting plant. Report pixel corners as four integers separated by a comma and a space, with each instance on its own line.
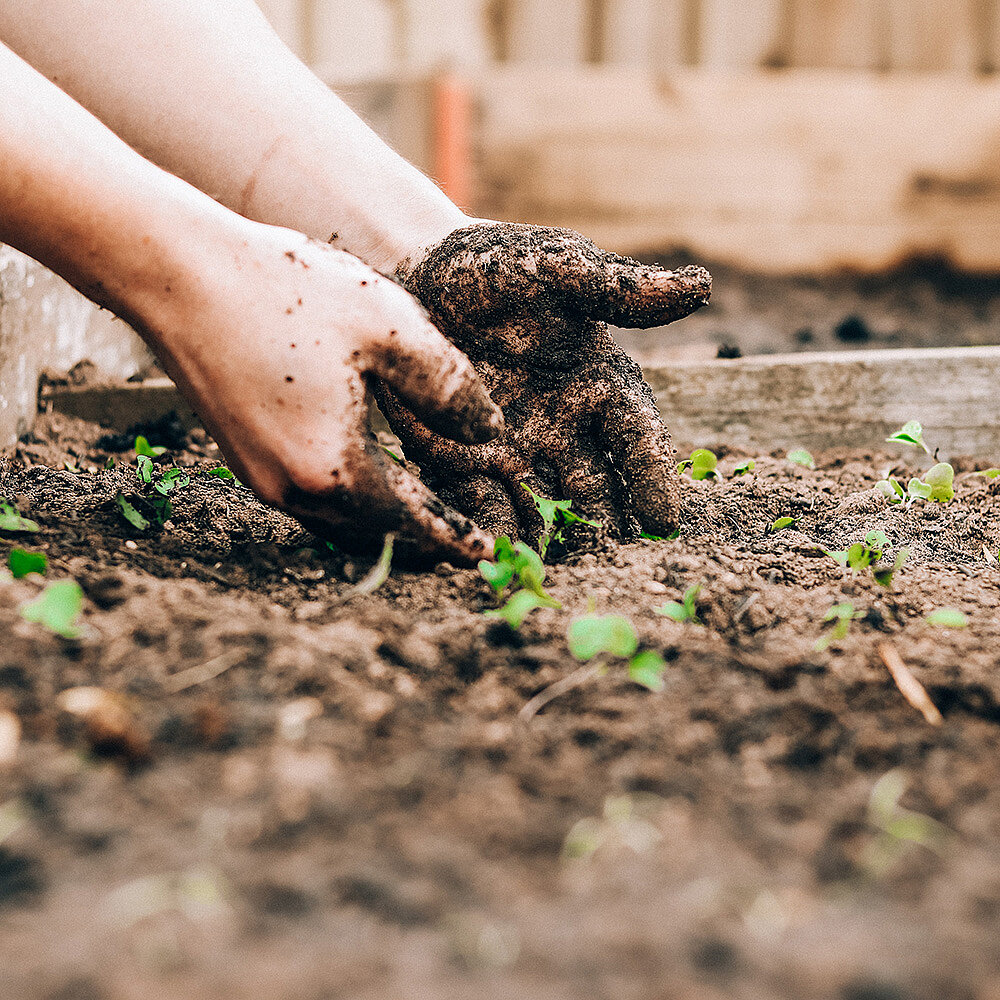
733, 459, 755, 476
768, 516, 798, 533
134, 435, 166, 458
0, 502, 39, 534
116, 495, 150, 531
640, 529, 680, 542
567, 613, 667, 692
677, 449, 719, 481
562, 795, 662, 863
926, 608, 968, 628
654, 584, 702, 625
380, 444, 405, 466
787, 449, 816, 470
907, 463, 955, 503
814, 601, 863, 652
872, 547, 909, 588
863, 770, 948, 878
117, 462, 192, 531
206, 467, 235, 480
522, 484, 600, 559
975, 468, 1000, 479
8, 548, 47, 579
825, 532, 907, 587
875, 477, 906, 504
885, 420, 930, 455
20, 579, 84, 639
480, 536, 561, 629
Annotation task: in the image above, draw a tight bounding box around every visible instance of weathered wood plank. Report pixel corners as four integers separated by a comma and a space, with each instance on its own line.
645, 346, 1000, 460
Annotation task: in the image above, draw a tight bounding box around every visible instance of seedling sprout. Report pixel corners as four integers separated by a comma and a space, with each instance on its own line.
522, 484, 600, 559
733, 459, 755, 476
863, 770, 948, 877
567, 613, 667, 692
8, 548, 47, 579
678, 449, 719, 481
0, 502, 40, 534
20, 580, 84, 639
134, 435, 167, 458
768, 516, 798, 533
886, 420, 930, 455
814, 601, 863, 652
787, 449, 816, 470
654, 584, 702, 625
925, 608, 968, 628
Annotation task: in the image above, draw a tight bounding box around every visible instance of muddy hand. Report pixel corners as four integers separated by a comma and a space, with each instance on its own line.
377, 223, 711, 542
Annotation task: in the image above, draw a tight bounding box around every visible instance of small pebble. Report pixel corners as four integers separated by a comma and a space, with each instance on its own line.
643, 580, 669, 595
124, 540, 138, 551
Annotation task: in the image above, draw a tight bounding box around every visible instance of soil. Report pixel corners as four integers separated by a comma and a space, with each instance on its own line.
2, 412, 1000, 1000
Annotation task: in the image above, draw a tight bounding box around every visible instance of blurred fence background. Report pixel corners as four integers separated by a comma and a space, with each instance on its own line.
257, 0, 1000, 75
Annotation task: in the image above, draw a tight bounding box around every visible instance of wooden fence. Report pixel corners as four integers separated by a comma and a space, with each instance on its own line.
258, 0, 1000, 76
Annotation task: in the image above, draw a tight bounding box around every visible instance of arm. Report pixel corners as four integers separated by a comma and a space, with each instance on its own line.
0, 0, 467, 274
0, 39, 499, 562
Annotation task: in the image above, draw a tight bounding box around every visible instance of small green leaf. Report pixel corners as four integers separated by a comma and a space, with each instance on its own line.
845, 542, 871, 570
116, 494, 150, 531
734, 459, 755, 476
478, 559, 515, 595
907, 477, 933, 501
865, 529, 889, 551
924, 462, 955, 503
655, 601, 687, 622
787, 449, 816, 470
8, 548, 47, 578
824, 548, 849, 568
640, 531, 664, 542
875, 479, 904, 504
380, 444, 405, 466
926, 608, 968, 628
688, 449, 719, 481
155, 469, 190, 494
627, 650, 667, 692
103, 457, 116, 470
134, 435, 166, 458
886, 420, 930, 454
484, 589, 546, 630
206, 467, 236, 480
20, 580, 84, 639
654, 585, 702, 625
136, 454, 153, 483
975, 468, 1000, 479
0, 502, 40, 534
768, 516, 798, 533
567, 614, 639, 661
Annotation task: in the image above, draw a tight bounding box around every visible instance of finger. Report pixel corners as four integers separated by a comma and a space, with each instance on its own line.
366, 316, 503, 445
285, 444, 494, 566
598, 386, 681, 538
559, 443, 631, 537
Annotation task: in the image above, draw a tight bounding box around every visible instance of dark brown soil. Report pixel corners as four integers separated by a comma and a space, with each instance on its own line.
2, 412, 1000, 1000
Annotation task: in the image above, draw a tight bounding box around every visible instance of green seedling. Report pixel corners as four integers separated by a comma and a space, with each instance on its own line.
134, 435, 166, 458
136, 454, 153, 484
733, 459, 755, 476
8, 548, 47, 579
768, 516, 798, 533
380, 444, 405, 466
206, 467, 237, 480
863, 770, 948, 878
0, 502, 39, 534
677, 449, 719, 481
872, 547, 909, 588
875, 477, 906, 504
640, 529, 680, 542
562, 794, 663, 863
886, 420, 930, 455
787, 449, 816, 470
654, 584, 702, 625
351, 533, 394, 596
122, 463, 192, 530
926, 608, 968, 628
908, 463, 954, 503
974, 468, 1000, 479
116, 494, 150, 531
485, 589, 553, 630
103, 457, 116, 470
20, 579, 84, 639
814, 601, 863, 652
567, 613, 667, 692
480, 536, 560, 629
522, 484, 600, 559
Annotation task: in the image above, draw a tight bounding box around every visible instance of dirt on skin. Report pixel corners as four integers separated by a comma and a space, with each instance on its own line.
1, 412, 1000, 1000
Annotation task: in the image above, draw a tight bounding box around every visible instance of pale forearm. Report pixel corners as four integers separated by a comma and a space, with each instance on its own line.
0, 0, 467, 274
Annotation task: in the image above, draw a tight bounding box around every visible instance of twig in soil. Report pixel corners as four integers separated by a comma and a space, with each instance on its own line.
877, 643, 944, 727
329, 533, 396, 607
732, 592, 760, 626
519, 663, 601, 722
162, 649, 247, 694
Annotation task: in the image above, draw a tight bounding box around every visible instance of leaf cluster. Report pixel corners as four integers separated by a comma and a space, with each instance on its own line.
0, 501, 40, 534
814, 601, 863, 651
677, 449, 719, 481
480, 536, 561, 629
654, 584, 702, 625
566, 613, 667, 692
522, 484, 600, 559
824, 530, 908, 587
117, 458, 191, 531
787, 448, 816, 470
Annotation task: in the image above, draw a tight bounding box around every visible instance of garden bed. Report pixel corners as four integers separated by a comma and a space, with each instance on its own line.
1, 410, 999, 1000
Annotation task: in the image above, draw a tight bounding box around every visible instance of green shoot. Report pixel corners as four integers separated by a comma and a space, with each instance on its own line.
8, 548, 47, 578
677, 449, 719, 481
522, 484, 600, 559
886, 420, 930, 455
116, 494, 150, 531
103, 457, 116, 470
640, 529, 680, 542
733, 459, 755, 476
974, 468, 1000, 479
872, 547, 909, 588
380, 444, 405, 466
134, 435, 167, 458
787, 448, 816, 470
136, 454, 153, 484
20, 580, 84, 639
206, 467, 237, 481
814, 601, 863, 652
567, 613, 667, 692
768, 516, 798, 533
479, 558, 515, 595
351, 533, 394, 596
863, 770, 948, 877
875, 477, 906, 504
485, 589, 552, 630
906, 463, 954, 503
654, 584, 702, 625
0, 502, 40, 534
925, 608, 968, 628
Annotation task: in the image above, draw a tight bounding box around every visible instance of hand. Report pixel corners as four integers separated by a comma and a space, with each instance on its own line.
376, 223, 711, 542
140, 224, 503, 563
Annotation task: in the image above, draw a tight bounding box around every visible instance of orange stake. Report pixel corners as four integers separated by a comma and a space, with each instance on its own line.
432, 70, 471, 210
